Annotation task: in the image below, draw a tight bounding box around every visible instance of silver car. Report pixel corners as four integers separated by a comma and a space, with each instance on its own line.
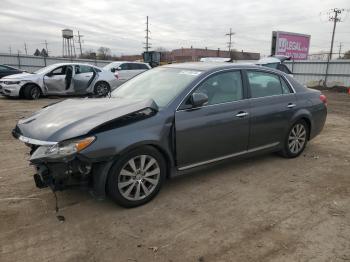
0, 63, 118, 99
103, 61, 151, 86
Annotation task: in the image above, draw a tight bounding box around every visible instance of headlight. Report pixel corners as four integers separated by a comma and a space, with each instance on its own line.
3, 81, 21, 85
30, 136, 95, 160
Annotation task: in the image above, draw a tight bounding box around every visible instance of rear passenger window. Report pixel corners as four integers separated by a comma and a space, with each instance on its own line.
119, 63, 129, 70
280, 77, 292, 94
75, 65, 94, 74
247, 71, 283, 98
137, 64, 149, 70
195, 71, 243, 105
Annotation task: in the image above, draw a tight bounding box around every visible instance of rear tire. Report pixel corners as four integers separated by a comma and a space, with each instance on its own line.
23, 84, 41, 100
107, 146, 166, 208
94, 82, 110, 97
280, 120, 309, 158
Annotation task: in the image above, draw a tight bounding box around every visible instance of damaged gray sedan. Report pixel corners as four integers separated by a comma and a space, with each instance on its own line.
13, 63, 327, 207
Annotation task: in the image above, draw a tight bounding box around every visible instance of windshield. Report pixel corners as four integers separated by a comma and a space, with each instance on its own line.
104, 62, 121, 70
111, 67, 202, 107
34, 64, 60, 74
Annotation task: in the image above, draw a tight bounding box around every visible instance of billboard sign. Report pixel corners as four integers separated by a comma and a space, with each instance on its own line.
271, 31, 311, 60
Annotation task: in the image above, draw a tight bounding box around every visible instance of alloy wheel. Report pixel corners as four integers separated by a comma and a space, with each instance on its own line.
117, 155, 161, 201
95, 83, 109, 97
31, 87, 40, 99
288, 124, 306, 154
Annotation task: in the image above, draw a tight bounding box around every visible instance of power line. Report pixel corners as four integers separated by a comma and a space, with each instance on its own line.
144, 16, 151, 51
225, 28, 235, 53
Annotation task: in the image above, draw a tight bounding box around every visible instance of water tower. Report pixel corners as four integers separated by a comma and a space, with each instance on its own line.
62, 29, 76, 58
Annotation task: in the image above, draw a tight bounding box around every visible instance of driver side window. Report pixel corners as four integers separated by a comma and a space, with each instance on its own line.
194, 71, 243, 105
51, 66, 66, 75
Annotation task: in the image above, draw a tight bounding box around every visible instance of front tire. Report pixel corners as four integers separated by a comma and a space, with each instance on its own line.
23, 84, 41, 100
281, 120, 309, 158
107, 146, 166, 208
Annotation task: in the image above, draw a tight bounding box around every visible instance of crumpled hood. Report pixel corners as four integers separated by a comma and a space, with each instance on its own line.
2, 72, 37, 81
14, 98, 158, 142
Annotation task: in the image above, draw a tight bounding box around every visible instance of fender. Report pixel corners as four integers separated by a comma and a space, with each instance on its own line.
290, 108, 313, 138
91, 140, 175, 198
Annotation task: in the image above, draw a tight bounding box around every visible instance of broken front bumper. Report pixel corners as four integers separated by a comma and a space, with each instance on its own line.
33, 159, 92, 191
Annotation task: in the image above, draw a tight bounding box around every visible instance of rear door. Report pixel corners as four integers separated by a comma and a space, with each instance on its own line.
245, 70, 296, 149
117, 63, 132, 82
131, 63, 149, 76
73, 65, 95, 94
175, 70, 250, 169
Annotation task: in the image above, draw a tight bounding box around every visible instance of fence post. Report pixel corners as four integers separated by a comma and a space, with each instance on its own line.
17, 52, 21, 69
43, 56, 47, 67
291, 58, 294, 73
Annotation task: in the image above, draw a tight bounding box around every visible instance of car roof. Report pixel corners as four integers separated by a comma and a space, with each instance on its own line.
46, 62, 100, 68
162, 62, 282, 73
107, 61, 147, 64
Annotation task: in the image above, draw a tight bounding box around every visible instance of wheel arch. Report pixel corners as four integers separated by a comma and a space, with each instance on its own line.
94, 80, 111, 90
92, 141, 174, 199
20, 82, 43, 98
290, 110, 313, 140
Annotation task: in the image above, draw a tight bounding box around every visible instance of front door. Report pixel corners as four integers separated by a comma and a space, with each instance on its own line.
175, 70, 250, 169
44, 65, 73, 94
245, 70, 297, 149
73, 65, 95, 94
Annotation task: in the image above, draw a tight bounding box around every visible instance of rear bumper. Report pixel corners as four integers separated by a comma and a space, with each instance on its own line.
310, 106, 327, 140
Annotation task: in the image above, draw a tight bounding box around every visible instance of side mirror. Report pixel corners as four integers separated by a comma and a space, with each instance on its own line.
111, 68, 116, 73
46, 72, 53, 77
191, 92, 208, 108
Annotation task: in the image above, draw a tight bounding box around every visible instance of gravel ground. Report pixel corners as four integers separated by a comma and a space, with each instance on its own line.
0, 91, 349, 262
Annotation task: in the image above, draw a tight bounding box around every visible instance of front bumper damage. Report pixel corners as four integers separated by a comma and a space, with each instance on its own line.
13, 131, 94, 191
33, 158, 92, 191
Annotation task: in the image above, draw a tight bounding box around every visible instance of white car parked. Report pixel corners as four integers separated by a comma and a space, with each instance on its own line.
103, 61, 151, 86
0, 63, 118, 99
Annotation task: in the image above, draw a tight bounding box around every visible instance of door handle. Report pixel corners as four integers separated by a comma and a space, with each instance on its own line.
287, 103, 296, 108
235, 111, 249, 118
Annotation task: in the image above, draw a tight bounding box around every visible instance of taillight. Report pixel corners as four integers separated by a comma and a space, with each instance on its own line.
320, 94, 327, 106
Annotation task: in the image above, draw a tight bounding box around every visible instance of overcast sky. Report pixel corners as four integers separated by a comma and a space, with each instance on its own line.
0, 0, 349, 57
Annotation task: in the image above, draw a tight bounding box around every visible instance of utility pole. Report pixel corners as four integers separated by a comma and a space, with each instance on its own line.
8, 46, 12, 55
76, 31, 84, 57
225, 28, 235, 53
42, 40, 49, 56
325, 8, 345, 86
144, 16, 151, 51
338, 42, 342, 58
328, 8, 344, 60
24, 42, 28, 55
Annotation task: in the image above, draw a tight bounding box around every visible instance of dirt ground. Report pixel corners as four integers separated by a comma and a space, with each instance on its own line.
0, 91, 349, 262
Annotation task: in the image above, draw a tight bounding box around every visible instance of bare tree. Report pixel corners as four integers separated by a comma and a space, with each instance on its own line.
342, 50, 350, 59
97, 47, 111, 60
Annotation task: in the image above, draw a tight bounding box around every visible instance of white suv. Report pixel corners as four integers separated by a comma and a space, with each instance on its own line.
103, 62, 151, 86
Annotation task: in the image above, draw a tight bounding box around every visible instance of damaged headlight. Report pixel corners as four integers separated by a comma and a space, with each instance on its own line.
31, 136, 95, 160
